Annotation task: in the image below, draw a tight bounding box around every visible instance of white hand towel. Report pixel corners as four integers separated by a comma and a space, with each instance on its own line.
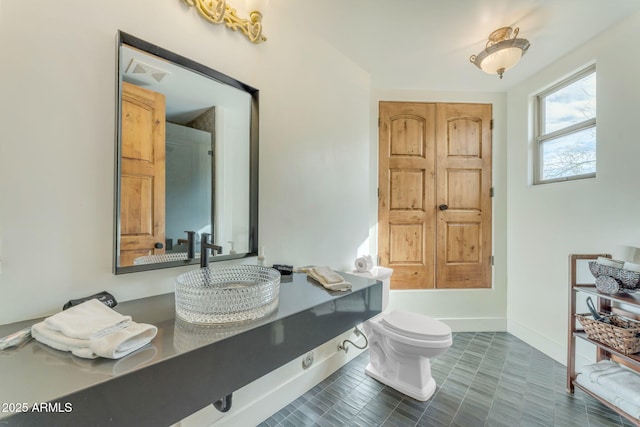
33, 340, 157, 376
597, 257, 624, 268
576, 374, 640, 418
90, 322, 157, 359
624, 262, 640, 273
44, 299, 132, 339
576, 373, 622, 403
32, 321, 96, 357
598, 369, 640, 406
580, 360, 622, 382
32, 321, 157, 359
618, 397, 640, 419
308, 266, 352, 291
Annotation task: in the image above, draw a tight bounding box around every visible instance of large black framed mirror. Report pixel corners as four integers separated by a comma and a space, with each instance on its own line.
114, 31, 258, 274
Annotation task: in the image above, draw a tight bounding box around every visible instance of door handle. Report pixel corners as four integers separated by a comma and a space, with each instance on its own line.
438, 204, 449, 211
154, 242, 164, 249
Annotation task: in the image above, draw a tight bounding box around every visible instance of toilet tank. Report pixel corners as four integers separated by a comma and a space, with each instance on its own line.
352, 266, 393, 311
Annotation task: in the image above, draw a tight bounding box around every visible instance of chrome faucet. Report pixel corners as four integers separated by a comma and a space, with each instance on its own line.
177, 231, 196, 259
200, 233, 223, 268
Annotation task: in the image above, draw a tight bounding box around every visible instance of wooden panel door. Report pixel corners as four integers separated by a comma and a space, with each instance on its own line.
378, 102, 436, 289
435, 103, 492, 288
119, 81, 166, 266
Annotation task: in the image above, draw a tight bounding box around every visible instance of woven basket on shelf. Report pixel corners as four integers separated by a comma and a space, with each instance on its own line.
588, 261, 640, 291
576, 313, 640, 355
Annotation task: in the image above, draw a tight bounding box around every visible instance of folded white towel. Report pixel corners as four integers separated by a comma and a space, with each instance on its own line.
618, 397, 640, 419
33, 340, 157, 376
624, 262, 640, 273
44, 299, 132, 339
32, 321, 157, 360
91, 322, 157, 359
576, 373, 622, 402
597, 257, 625, 268
598, 369, 640, 407
576, 374, 640, 418
308, 266, 352, 291
580, 360, 622, 381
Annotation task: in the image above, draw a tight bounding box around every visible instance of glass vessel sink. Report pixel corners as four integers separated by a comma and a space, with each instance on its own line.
175, 265, 281, 324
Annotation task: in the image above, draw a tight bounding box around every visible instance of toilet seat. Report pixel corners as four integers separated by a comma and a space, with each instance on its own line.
379, 311, 451, 346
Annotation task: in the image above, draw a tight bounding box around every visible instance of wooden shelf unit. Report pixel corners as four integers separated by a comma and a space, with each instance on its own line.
567, 254, 640, 426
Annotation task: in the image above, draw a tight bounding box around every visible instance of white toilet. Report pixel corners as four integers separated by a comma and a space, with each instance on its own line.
354, 267, 452, 401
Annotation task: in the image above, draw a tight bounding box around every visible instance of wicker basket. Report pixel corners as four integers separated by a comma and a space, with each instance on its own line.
576, 312, 640, 354
588, 261, 640, 291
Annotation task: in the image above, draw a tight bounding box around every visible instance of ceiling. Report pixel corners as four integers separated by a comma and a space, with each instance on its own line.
281, 0, 640, 92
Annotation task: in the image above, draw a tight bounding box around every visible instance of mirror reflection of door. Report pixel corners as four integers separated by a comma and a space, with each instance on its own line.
119, 81, 166, 267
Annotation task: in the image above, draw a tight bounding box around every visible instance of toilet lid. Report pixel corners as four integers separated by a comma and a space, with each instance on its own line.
381, 311, 451, 341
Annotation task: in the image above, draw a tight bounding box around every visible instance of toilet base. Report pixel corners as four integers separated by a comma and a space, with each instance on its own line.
365, 362, 437, 401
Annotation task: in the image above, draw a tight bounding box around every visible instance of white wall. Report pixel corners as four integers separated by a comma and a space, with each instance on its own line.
369, 89, 508, 331
0, 1, 371, 425
0, 0, 370, 322
506, 12, 640, 363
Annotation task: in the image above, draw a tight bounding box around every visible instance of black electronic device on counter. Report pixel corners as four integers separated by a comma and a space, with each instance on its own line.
62, 291, 118, 311
272, 264, 294, 275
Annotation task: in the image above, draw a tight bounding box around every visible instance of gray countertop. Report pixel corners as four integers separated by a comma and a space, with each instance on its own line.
0, 271, 382, 426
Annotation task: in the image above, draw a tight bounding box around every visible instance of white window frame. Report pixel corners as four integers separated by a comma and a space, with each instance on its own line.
534, 65, 596, 184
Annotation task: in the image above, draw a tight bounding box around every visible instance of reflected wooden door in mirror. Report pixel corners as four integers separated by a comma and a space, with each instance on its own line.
119, 82, 167, 267
114, 32, 259, 274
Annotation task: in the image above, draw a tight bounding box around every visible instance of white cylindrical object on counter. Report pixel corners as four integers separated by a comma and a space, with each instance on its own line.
354, 255, 374, 272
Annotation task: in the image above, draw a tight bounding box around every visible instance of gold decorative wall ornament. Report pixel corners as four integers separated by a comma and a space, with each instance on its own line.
183, 0, 266, 44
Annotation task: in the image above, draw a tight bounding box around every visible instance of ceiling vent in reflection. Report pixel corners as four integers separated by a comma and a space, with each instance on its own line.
125, 59, 171, 84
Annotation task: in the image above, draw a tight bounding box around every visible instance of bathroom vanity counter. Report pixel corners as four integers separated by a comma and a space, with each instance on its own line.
0, 272, 381, 426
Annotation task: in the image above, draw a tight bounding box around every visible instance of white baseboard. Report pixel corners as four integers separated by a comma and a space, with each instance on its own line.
441, 317, 507, 332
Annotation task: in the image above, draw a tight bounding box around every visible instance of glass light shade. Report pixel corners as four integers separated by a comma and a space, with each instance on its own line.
479, 47, 523, 74
245, 0, 267, 13
470, 29, 530, 78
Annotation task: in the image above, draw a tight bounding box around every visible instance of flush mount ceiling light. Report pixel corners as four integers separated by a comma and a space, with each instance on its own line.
183, 0, 267, 43
469, 27, 530, 79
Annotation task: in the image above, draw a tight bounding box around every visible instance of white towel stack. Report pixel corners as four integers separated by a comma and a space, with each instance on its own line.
624, 262, 640, 273
308, 266, 352, 292
576, 360, 640, 418
31, 299, 157, 359
597, 257, 625, 268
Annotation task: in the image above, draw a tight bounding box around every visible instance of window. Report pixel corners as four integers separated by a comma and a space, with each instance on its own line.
535, 66, 596, 184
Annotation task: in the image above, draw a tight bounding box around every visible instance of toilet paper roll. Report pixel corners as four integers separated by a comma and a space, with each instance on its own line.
355, 256, 374, 272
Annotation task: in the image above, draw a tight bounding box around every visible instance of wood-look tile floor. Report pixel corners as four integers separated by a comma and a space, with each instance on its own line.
259, 332, 633, 427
